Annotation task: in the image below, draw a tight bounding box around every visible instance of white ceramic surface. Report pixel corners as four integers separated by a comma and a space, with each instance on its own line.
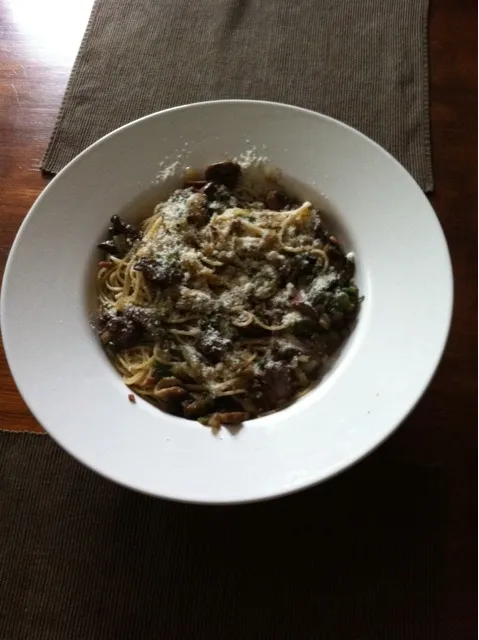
1, 100, 453, 504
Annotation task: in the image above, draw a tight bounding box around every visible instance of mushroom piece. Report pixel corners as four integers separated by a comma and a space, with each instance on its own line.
156, 377, 183, 389
196, 328, 231, 364
265, 190, 293, 211
207, 412, 249, 429
155, 387, 189, 402
97, 239, 121, 256
97, 215, 140, 256
134, 256, 182, 288
183, 397, 214, 419
259, 361, 294, 409
109, 215, 140, 242
204, 161, 241, 189
101, 314, 143, 350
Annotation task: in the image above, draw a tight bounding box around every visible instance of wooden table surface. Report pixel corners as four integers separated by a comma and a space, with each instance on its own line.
0, 0, 477, 635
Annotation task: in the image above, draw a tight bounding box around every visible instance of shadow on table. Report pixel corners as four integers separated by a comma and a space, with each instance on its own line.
0, 434, 443, 640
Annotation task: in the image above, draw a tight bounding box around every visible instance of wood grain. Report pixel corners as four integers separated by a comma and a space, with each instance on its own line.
0, 0, 94, 430
0, 0, 476, 634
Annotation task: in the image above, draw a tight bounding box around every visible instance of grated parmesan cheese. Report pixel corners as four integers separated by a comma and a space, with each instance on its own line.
156, 160, 180, 181
306, 272, 337, 301
282, 311, 303, 327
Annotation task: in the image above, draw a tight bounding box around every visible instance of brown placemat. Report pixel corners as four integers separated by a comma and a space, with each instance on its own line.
0, 432, 443, 640
42, 0, 433, 191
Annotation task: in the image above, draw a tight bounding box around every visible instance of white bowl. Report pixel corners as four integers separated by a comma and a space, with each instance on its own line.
1, 100, 453, 503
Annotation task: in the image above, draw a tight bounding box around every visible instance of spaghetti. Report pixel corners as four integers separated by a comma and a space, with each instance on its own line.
95, 161, 361, 428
